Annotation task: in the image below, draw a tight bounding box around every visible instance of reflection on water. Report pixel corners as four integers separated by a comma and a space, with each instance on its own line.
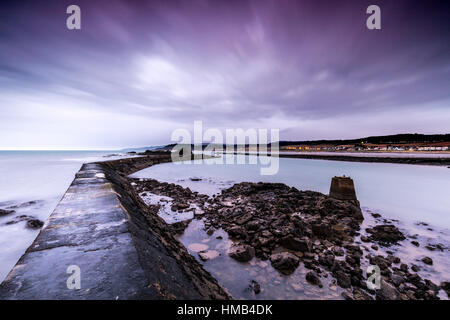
138, 192, 194, 223
178, 219, 344, 300
142, 190, 345, 299
149, 193, 450, 300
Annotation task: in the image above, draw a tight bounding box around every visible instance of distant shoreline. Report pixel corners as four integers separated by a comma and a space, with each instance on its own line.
223, 151, 450, 166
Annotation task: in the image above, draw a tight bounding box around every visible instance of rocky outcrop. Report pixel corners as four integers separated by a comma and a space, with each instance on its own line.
270, 252, 300, 275
305, 271, 322, 287
0, 209, 14, 216
3, 214, 43, 228
26, 219, 44, 229
133, 178, 444, 300
227, 243, 254, 262
199, 182, 364, 266
366, 224, 406, 246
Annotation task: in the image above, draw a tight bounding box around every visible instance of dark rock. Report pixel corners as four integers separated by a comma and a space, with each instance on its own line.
411, 264, 420, 272
318, 253, 335, 267
251, 280, 261, 294
341, 291, 354, 300
311, 224, 332, 238
440, 281, 450, 297
424, 279, 440, 293
236, 212, 253, 225
425, 243, 445, 252
270, 252, 300, 275
335, 270, 351, 288
0, 209, 15, 216
228, 243, 254, 262
7, 200, 39, 209
5, 215, 29, 225
330, 224, 352, 241
305, 271, 322, 287
246, 220, 261, 231
178, 203, 190, 210
353, 288, 373, 300
280, 235, 311, 252
411, 240, 420, 247
332, 246, 345, 256
421, 257, 433, 265
345, 254, 360, 266
227, 226, 247, 239
376, 279, 400, 300
171, 219, 192, 235
26, 219, 44, 229
387, 255, 400, 264
391, 274, 405, 286
369, 255, 392, 270
255, 236, 272, 247
366, 224, 405, 245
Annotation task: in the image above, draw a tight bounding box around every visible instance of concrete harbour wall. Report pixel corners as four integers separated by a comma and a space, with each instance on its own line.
0, 154, 230, 300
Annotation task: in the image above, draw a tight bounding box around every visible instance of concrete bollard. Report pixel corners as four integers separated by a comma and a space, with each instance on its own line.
329, 176, 358, 202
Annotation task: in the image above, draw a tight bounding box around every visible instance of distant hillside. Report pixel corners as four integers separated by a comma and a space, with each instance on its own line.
121, 145, 171, 152
144, 133, 450, 151
274, 133, 450, 147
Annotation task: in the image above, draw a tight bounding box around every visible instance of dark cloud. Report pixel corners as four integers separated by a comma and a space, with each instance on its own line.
0, 0, 449, 149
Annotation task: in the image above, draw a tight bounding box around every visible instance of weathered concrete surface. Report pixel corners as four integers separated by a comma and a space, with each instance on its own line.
0, 155, 230, 300
103, 152, 172, 176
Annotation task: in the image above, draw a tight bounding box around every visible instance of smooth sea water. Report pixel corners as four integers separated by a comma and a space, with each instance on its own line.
0, 150, 126, 282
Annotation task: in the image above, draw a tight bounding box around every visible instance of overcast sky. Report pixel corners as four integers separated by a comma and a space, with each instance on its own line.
0, 0, 449, 150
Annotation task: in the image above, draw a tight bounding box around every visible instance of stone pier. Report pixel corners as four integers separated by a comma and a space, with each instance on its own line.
0, 153, 230, 300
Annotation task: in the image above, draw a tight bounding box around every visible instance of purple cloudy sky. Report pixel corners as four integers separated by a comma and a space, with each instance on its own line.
0, 0, 449, 149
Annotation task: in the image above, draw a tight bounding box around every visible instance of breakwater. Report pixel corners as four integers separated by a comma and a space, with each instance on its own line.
228, 152, 450, 166
0, 153, 230, 300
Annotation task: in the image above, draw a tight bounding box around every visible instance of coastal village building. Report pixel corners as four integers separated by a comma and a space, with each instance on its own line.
280, 142, 450, 152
